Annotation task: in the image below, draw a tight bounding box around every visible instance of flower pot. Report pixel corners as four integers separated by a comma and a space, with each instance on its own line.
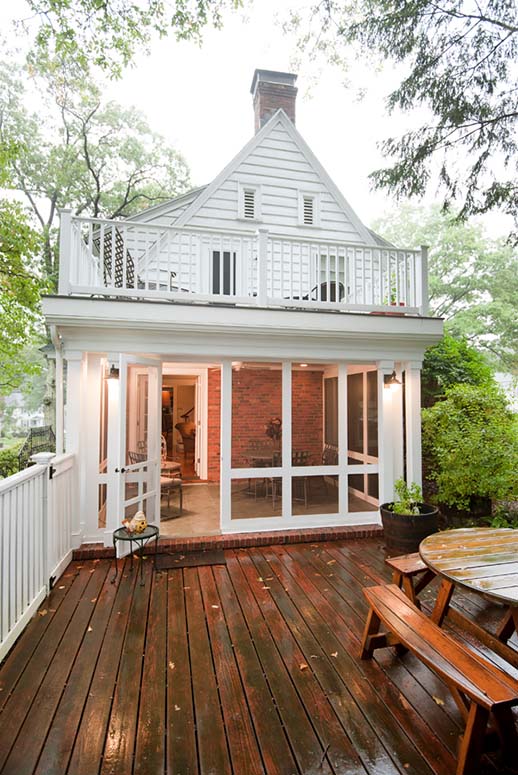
380, 502, 439, 554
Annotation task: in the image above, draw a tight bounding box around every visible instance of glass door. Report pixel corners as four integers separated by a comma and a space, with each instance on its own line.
119, 357, 162, 528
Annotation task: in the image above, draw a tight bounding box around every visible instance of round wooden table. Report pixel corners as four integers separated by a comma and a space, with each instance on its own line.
420, 527, 518, 663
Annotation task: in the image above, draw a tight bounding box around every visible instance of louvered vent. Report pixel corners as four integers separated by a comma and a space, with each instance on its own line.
243, 189, 255, 219
303, 196, 314, 225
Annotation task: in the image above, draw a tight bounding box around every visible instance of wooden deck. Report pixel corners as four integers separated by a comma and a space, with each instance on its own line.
1, 538, 517, 775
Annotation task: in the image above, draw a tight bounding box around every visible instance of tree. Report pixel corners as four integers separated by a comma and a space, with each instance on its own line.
422, 384, 518, 512
19, 0, 242, 77
0, 61, 191, 284
421, 334, 494, 407
0, 198, 46, 392
287, 1, 518, 234
372, 204, 518, 369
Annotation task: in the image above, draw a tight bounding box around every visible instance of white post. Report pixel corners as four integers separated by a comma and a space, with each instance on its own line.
404, 361, 423, 489
377, 360, 396, 505
281, 362, 292, 520
30, 451, 55, 592
64, 351, 83, 548
419, 244, 429, 316
55, 347, 64, 454
58, 209, 72, 295
256, 228, 268, 305
392, 365, 404, 482
220, 361, 232, 532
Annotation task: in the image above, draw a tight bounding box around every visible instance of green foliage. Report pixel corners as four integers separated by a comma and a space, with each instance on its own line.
21, 0, 242, 77
0, 60, 191, 283
422, 384, 518, 510
0, 199, 47, 393
422, 334, 494, 406
490, 507, 518, 529
372, 205, 518, 369
287, 2, 518, 235
0, 441, 22, 479
389, 478, 423, 515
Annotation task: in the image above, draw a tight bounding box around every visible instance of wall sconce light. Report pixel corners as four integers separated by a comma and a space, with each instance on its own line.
384, 370, 401, 389
106, 364, 120, 381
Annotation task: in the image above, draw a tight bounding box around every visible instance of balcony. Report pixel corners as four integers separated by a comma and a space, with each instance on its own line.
58, 213, 431, 316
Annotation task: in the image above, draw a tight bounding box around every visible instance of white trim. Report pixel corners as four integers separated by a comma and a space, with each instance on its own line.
237, 181, 262, 221
298, 191, 321, 227
220, 361, 232, 531
161, 365, 209, 481
223, 512, 381, 534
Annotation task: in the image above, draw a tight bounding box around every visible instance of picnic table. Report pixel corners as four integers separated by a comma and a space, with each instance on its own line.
420, 527, 518, 666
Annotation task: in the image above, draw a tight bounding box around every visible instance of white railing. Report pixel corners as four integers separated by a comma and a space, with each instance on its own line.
0, 452, 76, 661
59, 211, 429, 315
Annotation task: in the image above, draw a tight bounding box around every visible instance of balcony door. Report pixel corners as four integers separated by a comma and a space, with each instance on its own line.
119, 357, 162, 528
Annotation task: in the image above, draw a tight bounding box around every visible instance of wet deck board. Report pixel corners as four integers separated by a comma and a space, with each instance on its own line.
0, 539, 516, 775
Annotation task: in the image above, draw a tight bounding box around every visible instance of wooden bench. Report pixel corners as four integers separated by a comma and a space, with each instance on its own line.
360, 584, 518, 775
385, 552, 436, 608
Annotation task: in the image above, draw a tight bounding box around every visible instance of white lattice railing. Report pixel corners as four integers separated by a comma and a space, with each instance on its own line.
0, 452, 76, 661
59, 211, 429, 315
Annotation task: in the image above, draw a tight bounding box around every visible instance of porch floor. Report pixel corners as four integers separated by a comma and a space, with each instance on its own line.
1, 538, 517, 775
160, 482, 377, 538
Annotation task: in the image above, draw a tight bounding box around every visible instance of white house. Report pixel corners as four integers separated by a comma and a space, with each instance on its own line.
42, 70, 443, 548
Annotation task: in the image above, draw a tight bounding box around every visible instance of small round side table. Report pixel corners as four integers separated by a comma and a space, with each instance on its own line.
112, 525, 159, 586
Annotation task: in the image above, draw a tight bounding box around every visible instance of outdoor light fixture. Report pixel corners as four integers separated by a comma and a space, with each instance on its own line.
299, 363, 308, 368
106, 364, 120, 381
384, 370, 401, 389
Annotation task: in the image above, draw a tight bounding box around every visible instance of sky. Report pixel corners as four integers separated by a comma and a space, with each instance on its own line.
0, 0, 512, 237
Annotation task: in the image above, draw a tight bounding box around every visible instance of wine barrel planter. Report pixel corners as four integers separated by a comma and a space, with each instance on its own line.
380, 503, 439, 554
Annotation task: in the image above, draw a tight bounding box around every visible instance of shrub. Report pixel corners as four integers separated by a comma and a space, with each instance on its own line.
422, 384, 518, 511
0, 442, 22, 479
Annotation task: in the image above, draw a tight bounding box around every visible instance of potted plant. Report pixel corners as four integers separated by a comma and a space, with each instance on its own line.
380, 478, 439, 554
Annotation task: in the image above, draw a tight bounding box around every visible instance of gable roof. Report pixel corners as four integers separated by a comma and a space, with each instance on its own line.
174, 109, 373, 243
126, 185, 207, 223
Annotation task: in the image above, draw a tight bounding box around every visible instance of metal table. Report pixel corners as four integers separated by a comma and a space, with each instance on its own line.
420, 527, 518, 665
112, 524, 159, 586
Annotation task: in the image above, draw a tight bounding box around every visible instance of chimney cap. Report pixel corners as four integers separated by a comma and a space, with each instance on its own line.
250, 69, 298, 96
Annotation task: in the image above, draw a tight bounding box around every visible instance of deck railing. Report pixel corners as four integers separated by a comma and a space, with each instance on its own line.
0, 452, 76, 660
59, 211, 430, 315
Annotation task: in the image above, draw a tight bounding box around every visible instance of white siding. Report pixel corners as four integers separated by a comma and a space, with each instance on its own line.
185, 119, 366, 242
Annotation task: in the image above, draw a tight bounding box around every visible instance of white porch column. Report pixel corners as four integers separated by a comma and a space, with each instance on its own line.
220, 361, 232, 532
392, 364, 405, 483
64, 350, 85, 548
404, 361, 423, 489
83, 355, 103, 541
377, 360, 402, 505
104, 354, 121, 545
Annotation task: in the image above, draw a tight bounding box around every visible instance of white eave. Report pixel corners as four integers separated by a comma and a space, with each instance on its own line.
42, 296, 443, 362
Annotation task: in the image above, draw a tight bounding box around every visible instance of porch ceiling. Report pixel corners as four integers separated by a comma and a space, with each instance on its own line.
42, 295, 443, 361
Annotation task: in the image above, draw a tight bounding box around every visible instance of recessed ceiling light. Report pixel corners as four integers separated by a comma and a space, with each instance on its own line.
300, 363, 308, 368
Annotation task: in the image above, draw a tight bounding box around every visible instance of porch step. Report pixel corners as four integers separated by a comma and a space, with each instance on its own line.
73, 524, 383, 560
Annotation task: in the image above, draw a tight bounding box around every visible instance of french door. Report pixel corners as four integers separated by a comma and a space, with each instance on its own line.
118, 356, 162, 527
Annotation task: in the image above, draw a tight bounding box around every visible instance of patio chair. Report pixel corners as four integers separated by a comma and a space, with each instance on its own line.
269, 450, 311, 509
128, 450, 183, 515
303, 281, 345, 303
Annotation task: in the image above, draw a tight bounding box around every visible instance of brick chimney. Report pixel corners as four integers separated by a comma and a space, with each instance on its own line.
251, 69, 298, 133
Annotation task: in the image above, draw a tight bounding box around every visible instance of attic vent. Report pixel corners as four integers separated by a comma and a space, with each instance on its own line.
243, 189, 255, 219
303, 196, 314, 225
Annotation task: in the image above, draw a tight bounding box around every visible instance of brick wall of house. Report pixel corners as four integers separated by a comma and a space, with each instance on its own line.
207, 368, 221, 481
206, 367, 323, 480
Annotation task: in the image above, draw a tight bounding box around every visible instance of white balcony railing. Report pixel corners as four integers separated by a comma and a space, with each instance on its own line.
58, 211, 430, 315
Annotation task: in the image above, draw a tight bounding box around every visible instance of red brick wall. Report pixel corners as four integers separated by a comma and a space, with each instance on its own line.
207, 368, 221, 481
292, 370, 323, 465
231, 369, 283, 468
206, 367, 323, 479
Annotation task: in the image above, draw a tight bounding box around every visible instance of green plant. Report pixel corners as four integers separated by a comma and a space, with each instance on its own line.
0, 441, 22, 479
389, 478, 423, 515
422, 384, 518, 511
489, 506, 518, 530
